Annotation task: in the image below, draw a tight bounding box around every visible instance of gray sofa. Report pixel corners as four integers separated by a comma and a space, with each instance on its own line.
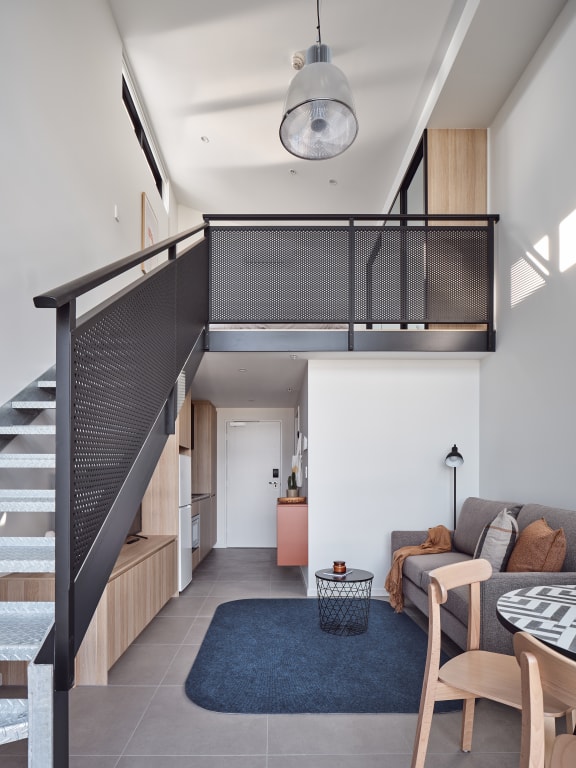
391, 497, 576, 654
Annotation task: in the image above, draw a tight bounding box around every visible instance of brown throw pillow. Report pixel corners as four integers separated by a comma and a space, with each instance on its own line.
506, 517, 566, 572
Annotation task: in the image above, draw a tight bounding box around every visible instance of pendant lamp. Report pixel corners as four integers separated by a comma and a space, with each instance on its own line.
279, 5, 358, 160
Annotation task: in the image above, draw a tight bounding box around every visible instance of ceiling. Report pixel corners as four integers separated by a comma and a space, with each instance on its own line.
109, 0, 566, 407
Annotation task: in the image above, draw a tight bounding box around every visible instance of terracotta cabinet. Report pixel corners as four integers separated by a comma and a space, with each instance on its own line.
277, 504, 308, 566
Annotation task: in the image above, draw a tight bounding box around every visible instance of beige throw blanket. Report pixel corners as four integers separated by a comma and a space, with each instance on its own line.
385, 525, 452, 612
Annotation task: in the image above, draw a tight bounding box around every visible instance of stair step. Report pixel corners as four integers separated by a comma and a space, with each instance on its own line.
0, 537, 55, 572
0, 699, 28, 746
0, 602, 54, 660
11, 401, 55, 410
37, 380, 56, 389
0, 425, 55, 435
0, 491, 55, 513
0, 454, 55, 468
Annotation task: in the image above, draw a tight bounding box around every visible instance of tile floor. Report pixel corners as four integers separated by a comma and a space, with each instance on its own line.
0, 547, 522, 767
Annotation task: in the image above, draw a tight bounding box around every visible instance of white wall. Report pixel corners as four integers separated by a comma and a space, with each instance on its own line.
0, 0, 171, 405
216, 407, 295, 548
481, 0, 576, 507
306, 359, 479, 595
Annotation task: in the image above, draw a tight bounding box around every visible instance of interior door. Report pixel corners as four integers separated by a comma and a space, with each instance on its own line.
225, 420, 282, 547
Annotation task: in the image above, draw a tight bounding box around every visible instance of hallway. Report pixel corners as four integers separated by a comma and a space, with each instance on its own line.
1, 548, 521, 766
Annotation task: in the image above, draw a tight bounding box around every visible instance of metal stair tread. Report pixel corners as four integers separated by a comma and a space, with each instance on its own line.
0, 699, 28, 746
11, 401, 56, 409
0, 425, 55, 435
0, 454, 55, 468
0, 602, 54, 660
0, 537, 55, 573
0, 489, 55, 513
37, 380, 56, 389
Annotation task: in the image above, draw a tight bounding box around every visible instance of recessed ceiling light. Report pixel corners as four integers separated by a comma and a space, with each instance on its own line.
290, 169, 297, 175
238, 368, 247, 373
329, 178, 338, 186
201, 136, 210, 143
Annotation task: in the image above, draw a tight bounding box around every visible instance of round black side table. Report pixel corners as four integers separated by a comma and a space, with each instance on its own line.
315, 568, 374, 636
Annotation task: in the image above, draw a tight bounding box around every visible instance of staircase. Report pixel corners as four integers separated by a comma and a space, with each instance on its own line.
0, 370, 56, 762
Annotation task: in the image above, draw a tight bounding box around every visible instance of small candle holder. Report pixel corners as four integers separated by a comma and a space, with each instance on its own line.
333, 560, 346, 574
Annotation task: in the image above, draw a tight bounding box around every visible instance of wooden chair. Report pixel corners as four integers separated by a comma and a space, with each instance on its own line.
517, 631, 576, 768
411, 559, 572, 768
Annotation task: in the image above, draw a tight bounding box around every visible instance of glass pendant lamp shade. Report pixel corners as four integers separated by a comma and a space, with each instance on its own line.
280, 44, 358, 160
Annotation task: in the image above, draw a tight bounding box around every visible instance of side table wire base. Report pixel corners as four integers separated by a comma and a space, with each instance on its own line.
315, 570, 374, 636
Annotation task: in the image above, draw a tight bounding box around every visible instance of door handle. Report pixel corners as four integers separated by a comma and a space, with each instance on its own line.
268, 481, 278, 487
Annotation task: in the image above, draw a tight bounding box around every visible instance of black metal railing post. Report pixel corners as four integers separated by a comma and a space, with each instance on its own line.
53, 299, 75, 768
348, 219, 355, 350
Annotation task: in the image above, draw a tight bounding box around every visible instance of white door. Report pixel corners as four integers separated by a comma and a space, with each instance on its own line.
226, 420, 282, 547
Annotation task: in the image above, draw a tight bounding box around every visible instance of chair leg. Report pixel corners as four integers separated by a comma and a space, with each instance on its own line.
460, 697, 476, 752
544, 716, 556, 768
411, 682, 437, 768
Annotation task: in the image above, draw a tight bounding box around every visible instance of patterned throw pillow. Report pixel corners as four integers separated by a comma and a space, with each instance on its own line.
473, 507, 520, 571
506, 517, 567, 572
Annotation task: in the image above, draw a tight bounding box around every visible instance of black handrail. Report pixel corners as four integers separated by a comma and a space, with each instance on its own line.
204, 213, 500, 223
33, 222, 206, 309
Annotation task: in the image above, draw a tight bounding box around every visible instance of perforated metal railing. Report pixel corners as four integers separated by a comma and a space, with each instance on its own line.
207, 215, 496, 330
33, 224, 208, 767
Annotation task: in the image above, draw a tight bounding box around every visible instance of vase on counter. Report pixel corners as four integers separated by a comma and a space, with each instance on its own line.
287, 470, 299, 498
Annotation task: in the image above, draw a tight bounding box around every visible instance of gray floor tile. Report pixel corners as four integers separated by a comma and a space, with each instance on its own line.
69, 685, 156, 755
69, 758, 120, 768
158, 596, 209, 617
124, 687, 267, 756
161, 643, 200, 685
268, 713, 416, 755
133, 616, 196, 644
108, 643, 180, 686
269, 758, 410, 768
118, 757, 266, 767
184, 617, 212, 644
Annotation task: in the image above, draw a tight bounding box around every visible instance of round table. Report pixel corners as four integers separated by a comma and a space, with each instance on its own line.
496, 584, 576, 660
315, 568, 374, 636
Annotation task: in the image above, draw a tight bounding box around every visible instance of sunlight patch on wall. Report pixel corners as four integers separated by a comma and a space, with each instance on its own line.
533, 235, 549, 263
559, 209, 576, 273
511, 258, 546, 307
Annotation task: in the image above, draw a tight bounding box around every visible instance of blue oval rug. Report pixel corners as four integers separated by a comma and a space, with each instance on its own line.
184, 598, 460, 714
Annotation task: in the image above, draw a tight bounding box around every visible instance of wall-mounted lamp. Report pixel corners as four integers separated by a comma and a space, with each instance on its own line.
445, 444, 464, 530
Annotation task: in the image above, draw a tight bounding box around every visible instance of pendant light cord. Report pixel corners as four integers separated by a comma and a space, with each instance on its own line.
316, 0, 322, 45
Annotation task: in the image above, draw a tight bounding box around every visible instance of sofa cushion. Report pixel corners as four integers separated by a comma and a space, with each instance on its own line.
507, 517, 566, 572
473, 507, 520, 571
403, 551, 471, 591
517, 504, 576, 571
453, 497, 522, 556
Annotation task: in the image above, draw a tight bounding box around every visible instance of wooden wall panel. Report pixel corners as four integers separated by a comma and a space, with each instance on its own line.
427, 129, 487, 215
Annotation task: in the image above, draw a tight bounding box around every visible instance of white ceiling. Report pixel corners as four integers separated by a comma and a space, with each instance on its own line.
109, 0, 566, 407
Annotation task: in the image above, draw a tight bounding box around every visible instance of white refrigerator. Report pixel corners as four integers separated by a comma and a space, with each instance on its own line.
178, 454, 193, 591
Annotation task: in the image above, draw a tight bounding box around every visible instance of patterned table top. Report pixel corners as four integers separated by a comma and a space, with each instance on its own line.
0, 602, 54, 660
496, 584, 576, 660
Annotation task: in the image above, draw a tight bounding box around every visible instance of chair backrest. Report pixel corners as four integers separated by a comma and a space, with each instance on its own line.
428, 558, 492, 651
514, 632, 576, 712
517, 633, 576, 768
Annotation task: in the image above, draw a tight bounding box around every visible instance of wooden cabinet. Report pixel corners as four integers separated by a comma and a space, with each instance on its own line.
277, 504, 308, 566
76, 536, 176, 684
141, 431, 179, 535
178, 390, 192, 449
192, 400, 216, 493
